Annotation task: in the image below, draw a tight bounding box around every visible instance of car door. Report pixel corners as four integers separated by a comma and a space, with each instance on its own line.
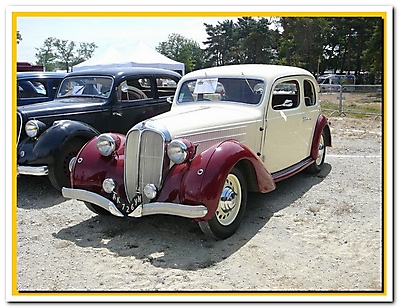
109, 75, 176, 134
262, 77, 313, 174
302, 78, 320, 151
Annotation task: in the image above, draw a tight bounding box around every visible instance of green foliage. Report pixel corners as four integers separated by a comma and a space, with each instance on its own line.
17, 31, 22, 44
34, 37, 97, 72
156, 33, 204, 73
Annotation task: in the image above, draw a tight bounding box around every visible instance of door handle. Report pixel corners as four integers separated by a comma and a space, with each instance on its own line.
112, 112, 122, 117
303, 116, 311, 121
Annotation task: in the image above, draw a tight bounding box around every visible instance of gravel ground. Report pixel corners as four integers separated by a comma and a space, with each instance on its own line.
14, 116, 387, 301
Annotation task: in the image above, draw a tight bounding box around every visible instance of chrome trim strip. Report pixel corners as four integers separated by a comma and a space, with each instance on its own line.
62, 187, 208, 219
61, 187, 124, 217
17, 165, 48, 176
17, 112, 23, 145
130, 202, 208, 219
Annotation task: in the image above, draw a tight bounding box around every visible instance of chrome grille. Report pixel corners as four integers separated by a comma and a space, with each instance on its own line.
124, 127, 165, 204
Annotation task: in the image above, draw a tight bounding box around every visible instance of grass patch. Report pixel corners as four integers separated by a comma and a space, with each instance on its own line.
319, 92, 382, 119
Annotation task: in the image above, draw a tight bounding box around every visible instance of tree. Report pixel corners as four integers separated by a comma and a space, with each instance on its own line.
360, 18, 383, 83
235, 17, 279, 64
156, 33, 204, 73
203, 19, 238, 67
35, 38, 97, 72
17, 30, 22, 44
35, 37, 58, 72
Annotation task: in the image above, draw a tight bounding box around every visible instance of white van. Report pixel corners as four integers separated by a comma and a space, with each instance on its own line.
317, 74, 356, 92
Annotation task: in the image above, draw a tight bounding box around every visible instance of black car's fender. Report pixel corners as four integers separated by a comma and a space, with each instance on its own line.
18, 120, 100, 166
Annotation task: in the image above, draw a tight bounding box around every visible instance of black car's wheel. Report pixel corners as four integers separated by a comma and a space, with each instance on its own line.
307, 131, 326, 174
84, 202, 112, 216
198, 167, 247, 240
48, 138, 87, 192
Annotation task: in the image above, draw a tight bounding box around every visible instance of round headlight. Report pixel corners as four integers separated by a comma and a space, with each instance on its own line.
96, 134, 117, 156
167, 139, 195, 164
25, 120, 45, 138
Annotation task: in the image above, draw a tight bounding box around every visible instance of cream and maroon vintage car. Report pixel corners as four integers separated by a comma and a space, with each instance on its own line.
62, 64, 332, 240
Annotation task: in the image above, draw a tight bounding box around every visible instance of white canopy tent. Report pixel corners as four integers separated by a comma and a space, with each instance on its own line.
72, 41, 185, 75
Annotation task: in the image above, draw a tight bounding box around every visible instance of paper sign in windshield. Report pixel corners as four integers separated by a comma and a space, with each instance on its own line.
194, 78, 218, 93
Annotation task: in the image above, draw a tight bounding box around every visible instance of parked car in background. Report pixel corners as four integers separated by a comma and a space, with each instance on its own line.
17, 67, 181, 191
17, 72, 66, 106
62, 64, 332, 240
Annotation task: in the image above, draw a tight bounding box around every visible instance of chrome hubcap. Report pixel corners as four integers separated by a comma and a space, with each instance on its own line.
216, 174, 241, 226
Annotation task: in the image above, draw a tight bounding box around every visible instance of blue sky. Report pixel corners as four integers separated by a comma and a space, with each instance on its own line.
16, 15, 235, 63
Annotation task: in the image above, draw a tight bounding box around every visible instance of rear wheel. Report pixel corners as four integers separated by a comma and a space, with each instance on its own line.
84, 202, 112, 216
48, 138, 87, 192
198, 167, 247, 240
307, 131, 326, 174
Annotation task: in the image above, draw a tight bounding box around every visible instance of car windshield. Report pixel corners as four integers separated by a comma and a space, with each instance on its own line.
177, 77, 265, 105
57, 76, 113, 99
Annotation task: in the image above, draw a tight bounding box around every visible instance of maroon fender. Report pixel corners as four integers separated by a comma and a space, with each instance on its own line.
71, 133, 127, 201
311, 114, 332, 160
157, 140, 276, 221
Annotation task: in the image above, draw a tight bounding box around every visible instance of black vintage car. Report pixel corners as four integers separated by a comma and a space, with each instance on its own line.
17, 67, 181, 191
17, 72, 67, 106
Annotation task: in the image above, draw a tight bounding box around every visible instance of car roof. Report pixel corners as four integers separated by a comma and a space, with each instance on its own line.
181, 64, 314, 82
17, 72, 67, 79
66, 67, 182, 78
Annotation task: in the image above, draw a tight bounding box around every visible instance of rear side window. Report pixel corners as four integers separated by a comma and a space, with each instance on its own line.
304, 79, 317, 106
18, 80, 48, 99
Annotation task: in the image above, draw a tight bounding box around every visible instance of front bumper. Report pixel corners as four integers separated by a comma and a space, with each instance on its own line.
62, 187, 208, 219
17, 165, 48, 176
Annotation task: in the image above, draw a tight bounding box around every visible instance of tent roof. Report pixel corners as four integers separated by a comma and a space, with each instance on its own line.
72, 41, 184, 74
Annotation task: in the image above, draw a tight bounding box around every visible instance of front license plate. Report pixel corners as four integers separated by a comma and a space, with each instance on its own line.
120, 193, 143, 214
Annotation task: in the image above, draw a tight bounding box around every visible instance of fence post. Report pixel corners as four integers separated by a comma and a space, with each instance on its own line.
337, 85, 345, 116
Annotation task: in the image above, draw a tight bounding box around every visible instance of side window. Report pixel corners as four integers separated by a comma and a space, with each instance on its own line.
118, 77, 151, 102
156, 76, 177, 98
304, 80, 317, 106
271, 80, 299, 110
18, 80, 48, 99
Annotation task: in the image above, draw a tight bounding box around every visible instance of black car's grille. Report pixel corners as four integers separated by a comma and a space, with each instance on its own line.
124, 127, 166, 204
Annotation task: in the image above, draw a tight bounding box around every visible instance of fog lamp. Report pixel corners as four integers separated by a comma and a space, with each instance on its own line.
102, 178, 116, 193
144, 183, 158, 200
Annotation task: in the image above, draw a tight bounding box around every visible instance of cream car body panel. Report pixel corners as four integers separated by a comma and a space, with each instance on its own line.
148, 103, 264, 156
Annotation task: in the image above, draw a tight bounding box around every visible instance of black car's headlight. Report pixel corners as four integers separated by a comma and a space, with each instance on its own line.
96, 133, 120, 156
25, 120, 47, 138
167, 139, 195, 164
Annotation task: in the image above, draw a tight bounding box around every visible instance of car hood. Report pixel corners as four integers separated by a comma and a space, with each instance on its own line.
17, 97, 107, 119
145, 103, 262, 150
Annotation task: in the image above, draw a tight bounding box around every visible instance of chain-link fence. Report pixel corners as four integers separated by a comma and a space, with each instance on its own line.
318, 84, 382, 119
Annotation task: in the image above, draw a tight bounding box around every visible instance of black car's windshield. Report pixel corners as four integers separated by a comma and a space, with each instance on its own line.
177, 77, 265, 105
57, 76, 113, 99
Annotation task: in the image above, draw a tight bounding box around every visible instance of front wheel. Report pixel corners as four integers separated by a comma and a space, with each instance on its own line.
307, 131, 326, 174
48, 138, 87, 192
198, 167, 247, 240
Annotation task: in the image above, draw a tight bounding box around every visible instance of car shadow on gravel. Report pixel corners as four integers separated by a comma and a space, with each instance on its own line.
53, 164, 331, 271
17, 175, 64, 209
